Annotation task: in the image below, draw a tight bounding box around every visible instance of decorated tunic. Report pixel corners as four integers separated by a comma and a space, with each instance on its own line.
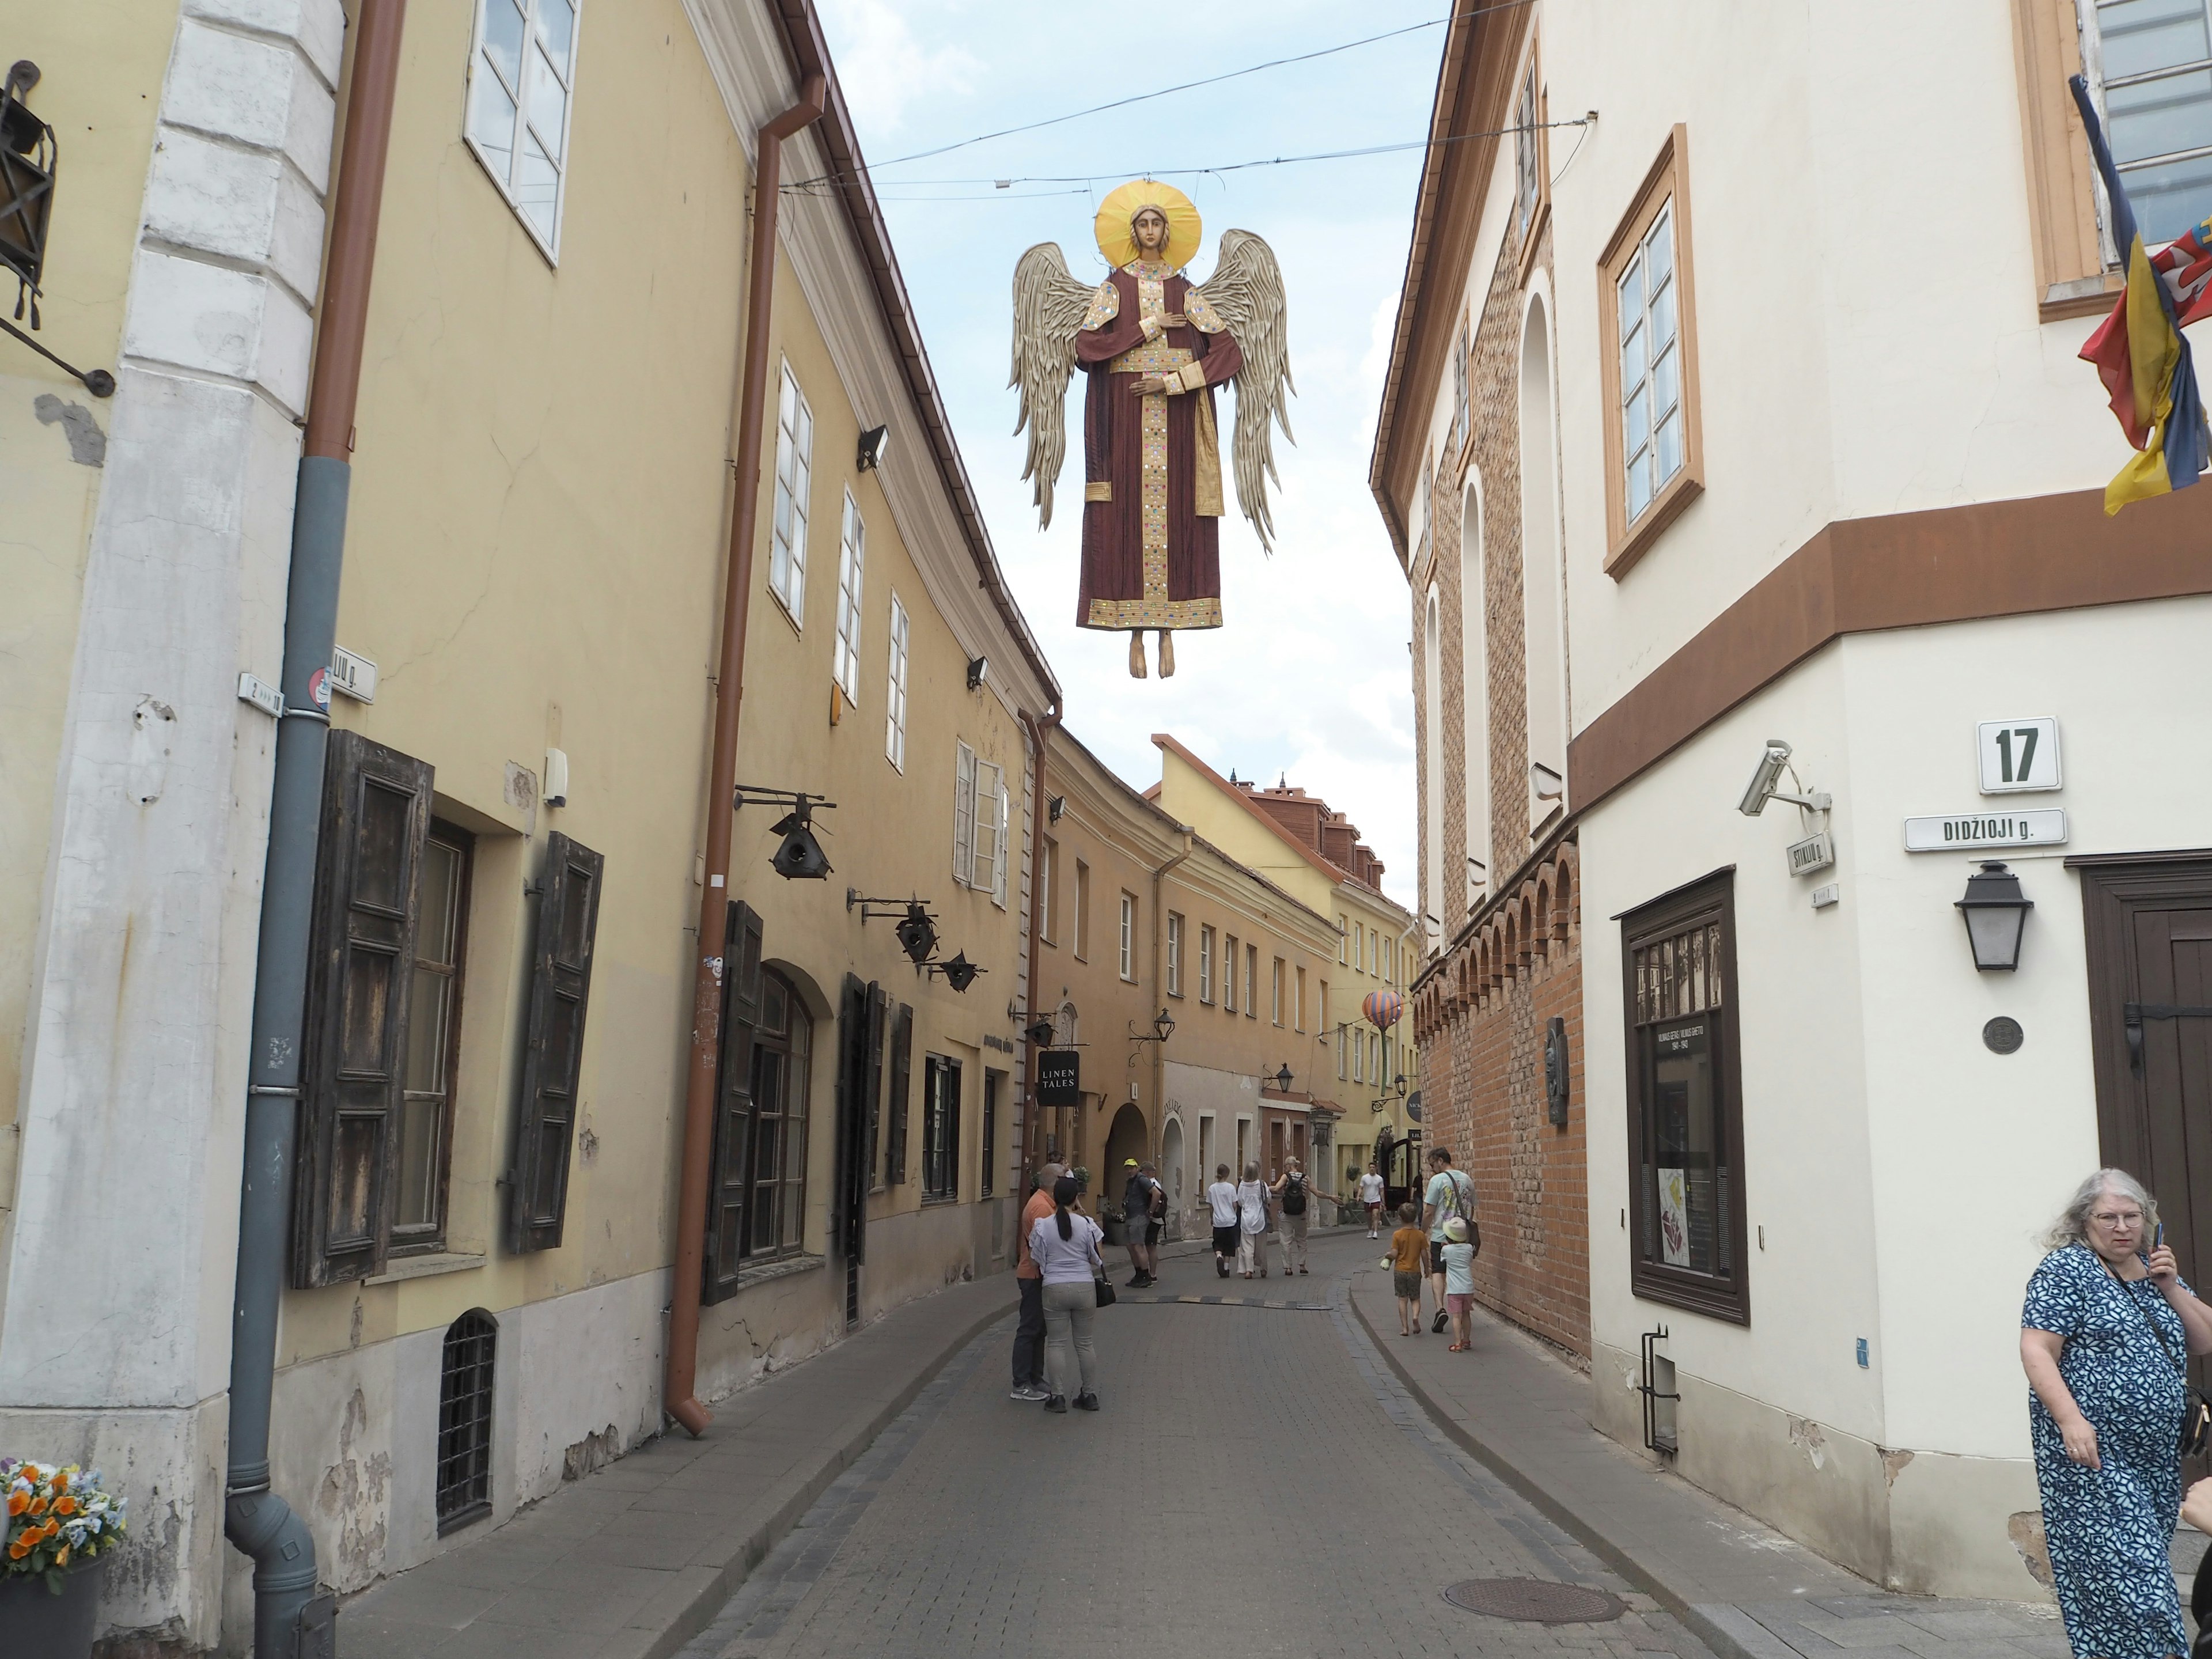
1074, 259, 1243, 631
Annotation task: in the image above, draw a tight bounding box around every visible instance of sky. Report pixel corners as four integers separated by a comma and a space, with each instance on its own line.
813, 0, 1447, 911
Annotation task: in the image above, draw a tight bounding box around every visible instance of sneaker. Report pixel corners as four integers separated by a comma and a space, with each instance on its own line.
1433, 1310, 1449, 1333
1127, 1274, 1146, 1287
1216, 1260, 1230, 1278
1074, 1391, 1100, 1411
1044, 1393, 1069, 1414
1010, 1384, 1050, 1402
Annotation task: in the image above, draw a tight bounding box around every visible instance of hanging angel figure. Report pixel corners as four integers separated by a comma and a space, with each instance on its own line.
1012, 179, 1292, 678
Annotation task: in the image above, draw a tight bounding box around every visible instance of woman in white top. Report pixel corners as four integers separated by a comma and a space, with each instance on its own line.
1028, 1174, 1106, 1413
1206, 1163, 1241, 1279
1358, 1162, 1387, 1238
1236, 1161, 1270, 1279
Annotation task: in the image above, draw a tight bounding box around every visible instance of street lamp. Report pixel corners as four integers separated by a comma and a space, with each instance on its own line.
1272, 1064, 1294, 1094
1128, 1008, 1175, 1044
1955, 861, 2033, 972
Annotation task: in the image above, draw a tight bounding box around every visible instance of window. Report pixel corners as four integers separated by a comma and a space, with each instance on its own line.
953, 743, 1009, 903
1319, 979, 1328, 1035
1296, 966, 1308, 1032
1040, 838, 1058, 944
1520, 302, 1567, 830
1450, 321, 1469, 458
1599, 126, 1702, 575
980, 1072, 998, 1198
1338, 1026, 1348, 1081
464, 0, 578, 256
1623, 871, 1747, 1325
1422, 586, 1444, 949
745, 968, 813, 1259
1222, 933, 1238, 1011
834, 493, 865, 703
1513, 48, 1550, 275
396, 821, 474, 1254
922, 1055, 961, 1202
1355, 1028, 1366, 1084
1338, 916, 1349, 965
1245, 945, 1258, 1018
884, 595, 909, 771
1166, 912, 1184, 996
1075, 861, 1091, 960
1271, 957, 1285, 1027
1119, 893, 1137, 982
1199, 925, 1215, 1003
436, 1310, 497, 1532
770, 363, 813, 622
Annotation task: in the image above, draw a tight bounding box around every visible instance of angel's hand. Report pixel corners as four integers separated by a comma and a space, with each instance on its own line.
1129, 374, 1169, 396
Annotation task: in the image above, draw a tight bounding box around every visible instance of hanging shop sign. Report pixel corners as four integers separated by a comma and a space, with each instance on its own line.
1036, 1049, 1081, 1106
1903, 809, 2068, 853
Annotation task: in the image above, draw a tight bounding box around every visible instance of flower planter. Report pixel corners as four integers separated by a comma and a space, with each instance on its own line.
1101, 1217, 1127, 1246
0, 1556, 104, 1657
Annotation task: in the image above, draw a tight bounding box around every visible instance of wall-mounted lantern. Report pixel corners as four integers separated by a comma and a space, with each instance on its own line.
736, 785, 835, 881
1271, 1063, 1294, 1094
965, 656, 990, 692
0, 60, 113, 397
856, 424, 888, 472
926, 952, 982, 993
1956, 861, 2033, 972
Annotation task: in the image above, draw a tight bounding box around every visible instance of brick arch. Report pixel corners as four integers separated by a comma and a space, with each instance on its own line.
1521, 894, 1539, 962
1535, 878, 1552, 954
1504, 912, 1519, 978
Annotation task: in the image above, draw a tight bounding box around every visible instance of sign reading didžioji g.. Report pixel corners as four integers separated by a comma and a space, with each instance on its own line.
1902, 809, 2068, 853
1036, 1049, 1081, 1107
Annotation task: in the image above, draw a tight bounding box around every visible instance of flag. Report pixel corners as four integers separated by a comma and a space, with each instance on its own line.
2069, 74, 2210, 514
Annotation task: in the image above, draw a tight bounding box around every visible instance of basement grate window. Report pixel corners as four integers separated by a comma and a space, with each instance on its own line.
436, 1309, 497, 1532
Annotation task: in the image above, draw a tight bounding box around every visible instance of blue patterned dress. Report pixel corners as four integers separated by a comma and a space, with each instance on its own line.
2022, 1244, 2190, 1659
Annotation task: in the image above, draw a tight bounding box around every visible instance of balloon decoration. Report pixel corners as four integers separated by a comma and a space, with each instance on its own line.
1361, 989, 1404, 1031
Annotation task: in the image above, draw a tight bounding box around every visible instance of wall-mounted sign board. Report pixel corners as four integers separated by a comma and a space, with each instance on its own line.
1787, 831, 1835, 878
1977, 717, 2059, 794
1036, 1049, 1081, 1106
1903, 809, 2067, 852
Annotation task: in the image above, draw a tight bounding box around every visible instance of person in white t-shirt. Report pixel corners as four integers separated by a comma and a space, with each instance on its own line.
1358, 1162, 1387, 1237
1236, 1161, 1270, 1279
1206, 1164, 1240, 1279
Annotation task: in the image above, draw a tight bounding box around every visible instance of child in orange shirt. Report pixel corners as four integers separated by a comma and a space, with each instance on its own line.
1385, 1203, 1428, 1336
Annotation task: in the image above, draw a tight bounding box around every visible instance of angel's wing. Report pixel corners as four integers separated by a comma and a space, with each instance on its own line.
1009, 243, 1098, 531
1189, 229, 1296, 552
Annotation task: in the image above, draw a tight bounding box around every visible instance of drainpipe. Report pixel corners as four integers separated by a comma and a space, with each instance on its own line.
226, 3, 407, 1655
1014, 703, 1060, 1179
665, 74, 827, 1440
1147, 828, 1194, 1166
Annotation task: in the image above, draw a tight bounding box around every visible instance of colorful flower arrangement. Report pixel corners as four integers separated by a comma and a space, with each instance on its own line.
2, 1461, 124, 1591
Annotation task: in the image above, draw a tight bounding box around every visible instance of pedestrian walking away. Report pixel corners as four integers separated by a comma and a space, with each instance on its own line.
1421, 1146, 1477, 1334
1236, 1161, 1270, 1278
2019, 1167, 2212, 1659
1009, 1162, 1064, 1402
1121, 1157, 1164, 1287
1386, 1203, 1428, 1335
1267, 1157, 1336, 1275
1440, 1216, 1476, 1350
1029, 1173, 1108, 1414
1206, 1163, 1240, 1278
1358, 1161, 1387, 1237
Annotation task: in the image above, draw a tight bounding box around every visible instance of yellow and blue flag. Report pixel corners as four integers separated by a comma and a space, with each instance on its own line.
2069, 74, 2210, 514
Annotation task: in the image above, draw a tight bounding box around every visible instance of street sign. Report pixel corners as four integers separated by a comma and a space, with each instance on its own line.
1903, 809, 2068, 852
1786, 831, 1834, 878
1036, 1048, 1080, 1106
1976, 717, 2059, 794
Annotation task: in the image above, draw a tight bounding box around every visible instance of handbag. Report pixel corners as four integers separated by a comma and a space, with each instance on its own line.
1094, 1275, 1117, 1308
1452, 1172, 1482, 1257
2117, 1272, 2211, 1456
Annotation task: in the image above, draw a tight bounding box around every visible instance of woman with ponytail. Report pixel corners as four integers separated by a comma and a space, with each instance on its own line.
1028, 1173, 1107, 1413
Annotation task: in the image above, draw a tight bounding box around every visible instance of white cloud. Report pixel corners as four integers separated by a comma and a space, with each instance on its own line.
815, 0, 981, 136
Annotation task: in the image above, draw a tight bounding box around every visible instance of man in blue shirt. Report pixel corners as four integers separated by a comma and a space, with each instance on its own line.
1421, 1147, 1476, 1334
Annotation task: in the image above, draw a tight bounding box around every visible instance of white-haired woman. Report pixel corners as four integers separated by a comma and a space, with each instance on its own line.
1235, 1161, 1270, 1279
2020, 1169, 2212, 1659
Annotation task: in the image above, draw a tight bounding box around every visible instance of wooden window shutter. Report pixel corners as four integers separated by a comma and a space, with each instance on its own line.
865, 983, 887, 1187
505, 833, 605, 1254
886, 1001, 914, 1183
291, 730, 435, 1288
701, 900, 764, 1305
835, 976, 870, 1264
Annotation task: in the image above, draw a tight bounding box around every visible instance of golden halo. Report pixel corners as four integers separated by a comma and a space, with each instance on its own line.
1094, 179, 1202, 270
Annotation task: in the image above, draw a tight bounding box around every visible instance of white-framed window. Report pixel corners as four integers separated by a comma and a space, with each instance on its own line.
884, 595, 908, 771
953, 743, 1009, 904
1039, 838, 1058, 944
1166, 913, 1184, 997
1245, 945, 1257, 1019
1355, 1027, 1367, 1084
1338, 1027, 1348, 1081
464, 0, 581, 257
1199, 925, 1215, 1004
1074, 862, 1091, 961
770, 364, 813, 624
1616, 199, 1683, 525
1119, 894, 1137, 982
834, 493, 865, 703
1338, 916, 1349, 965
1514, 56, 1541, 240
1271, 958, 1284, 1027
1222, 934, 1237, 1012
2078, 0, 2212, 247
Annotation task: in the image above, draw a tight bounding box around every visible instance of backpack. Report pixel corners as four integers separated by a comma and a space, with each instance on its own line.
1282, 1174, 1307, 1217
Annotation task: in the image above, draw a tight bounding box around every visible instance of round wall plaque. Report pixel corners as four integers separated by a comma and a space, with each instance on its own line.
1983, 1016, 2025, 1055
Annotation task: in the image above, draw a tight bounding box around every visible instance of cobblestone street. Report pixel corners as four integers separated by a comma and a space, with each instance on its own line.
676, 1229, 1711, 1659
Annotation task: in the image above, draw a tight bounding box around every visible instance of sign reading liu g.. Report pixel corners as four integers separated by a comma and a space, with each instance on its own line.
1036, 1049, 1081, 1107
1903, 809, 2068, 853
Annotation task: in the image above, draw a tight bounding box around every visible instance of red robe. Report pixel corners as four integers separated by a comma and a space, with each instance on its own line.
1074, 262, 1243, 631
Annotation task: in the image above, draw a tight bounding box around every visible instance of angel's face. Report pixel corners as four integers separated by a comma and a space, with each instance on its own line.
1131, 208, 1169, 257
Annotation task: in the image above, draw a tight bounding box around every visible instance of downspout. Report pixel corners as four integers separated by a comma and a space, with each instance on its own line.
1147, 829, 1194, 1165
1014, 703, 1060, 1179
226, 3, 407, 1655
665, 73, 826, 1439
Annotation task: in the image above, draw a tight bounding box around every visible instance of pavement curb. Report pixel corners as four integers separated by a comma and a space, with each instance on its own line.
1347, 1277, 1772, 1659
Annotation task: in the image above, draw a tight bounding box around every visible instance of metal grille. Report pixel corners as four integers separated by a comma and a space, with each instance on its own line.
435, 1309, 497, 1531
1442, 1579, 1626, 1624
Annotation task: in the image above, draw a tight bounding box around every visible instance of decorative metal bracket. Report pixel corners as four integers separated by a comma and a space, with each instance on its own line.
2123, 1001, 2212, 1072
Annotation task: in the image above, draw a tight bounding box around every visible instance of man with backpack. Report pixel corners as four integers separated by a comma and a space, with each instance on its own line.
1421, 1147, 1478, 1334
1120, 1158, 1164, 1287
1267, 1157, 1336, 1275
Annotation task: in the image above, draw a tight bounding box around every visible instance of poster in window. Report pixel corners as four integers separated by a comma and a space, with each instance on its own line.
1657, 1166, 1691, 1266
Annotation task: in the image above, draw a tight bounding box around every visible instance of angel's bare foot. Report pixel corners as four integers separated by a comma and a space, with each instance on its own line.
1128, 631, 1147, 679
1157, 630, 1175, 677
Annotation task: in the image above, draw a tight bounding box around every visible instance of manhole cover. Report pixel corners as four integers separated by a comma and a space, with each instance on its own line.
1441, 1578, 1626, 1624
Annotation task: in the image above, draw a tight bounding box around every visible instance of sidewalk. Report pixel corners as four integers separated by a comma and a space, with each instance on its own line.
342, 1271, 1018, 1659
1345, 1268, 2079, 1659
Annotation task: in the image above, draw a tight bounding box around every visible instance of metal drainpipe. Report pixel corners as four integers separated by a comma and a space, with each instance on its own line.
226, 4, 407, 1653
1014, 704, 1060, 1176
1147, 830, 1194, 1164
665, 74, 827, 1440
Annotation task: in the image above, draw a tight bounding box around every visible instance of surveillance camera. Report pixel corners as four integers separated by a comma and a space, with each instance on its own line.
1737, 740, 1793, 817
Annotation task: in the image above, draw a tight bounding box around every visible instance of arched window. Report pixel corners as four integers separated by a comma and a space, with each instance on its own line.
1520, 294, 1568, 823
437, 1309, 497, 1532
1459, 478, 1491, 911
1422, 586, 1445, 950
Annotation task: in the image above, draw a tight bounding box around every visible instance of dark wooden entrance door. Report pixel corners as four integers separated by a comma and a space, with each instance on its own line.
2080, 853, 2212, 1307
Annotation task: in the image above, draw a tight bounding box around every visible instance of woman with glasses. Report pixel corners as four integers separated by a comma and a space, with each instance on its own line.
2020, 1169, 2212, 1659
